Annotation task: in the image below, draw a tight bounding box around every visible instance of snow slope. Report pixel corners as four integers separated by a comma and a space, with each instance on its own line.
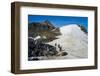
48, 24, 88, 59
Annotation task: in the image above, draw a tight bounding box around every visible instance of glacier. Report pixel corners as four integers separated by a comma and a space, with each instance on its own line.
47, 24, 88, 59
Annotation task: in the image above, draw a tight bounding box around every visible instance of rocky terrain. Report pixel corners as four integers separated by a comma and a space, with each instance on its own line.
28, 21, 88, 61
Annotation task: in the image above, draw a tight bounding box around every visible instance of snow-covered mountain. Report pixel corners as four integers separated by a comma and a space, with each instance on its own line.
47, 24, 88, 59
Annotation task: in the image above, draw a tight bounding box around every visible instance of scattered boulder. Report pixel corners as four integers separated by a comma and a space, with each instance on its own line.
61, 52, 68, 56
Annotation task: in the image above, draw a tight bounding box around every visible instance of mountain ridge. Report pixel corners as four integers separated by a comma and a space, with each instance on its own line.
47, 24, 88, 58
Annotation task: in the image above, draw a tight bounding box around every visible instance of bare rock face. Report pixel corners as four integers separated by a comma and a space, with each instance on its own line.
28, 37, 68, 61
28, 20, 61, 40
78, 25, 87, 34
28, 37, 59, 60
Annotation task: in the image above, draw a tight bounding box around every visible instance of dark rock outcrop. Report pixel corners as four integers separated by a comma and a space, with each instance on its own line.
78, 25, 87, 34
28, 37, 58, 60
28, 20, 61, 41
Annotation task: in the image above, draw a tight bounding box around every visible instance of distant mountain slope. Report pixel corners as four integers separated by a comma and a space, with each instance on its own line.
47, 24, 88, 58
28, 20, 61, 42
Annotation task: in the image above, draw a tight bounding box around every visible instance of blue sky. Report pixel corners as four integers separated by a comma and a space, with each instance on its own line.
28, 15, 88, 30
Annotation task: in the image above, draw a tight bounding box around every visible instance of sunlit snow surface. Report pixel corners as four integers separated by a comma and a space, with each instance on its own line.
47, 24, 88, 59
